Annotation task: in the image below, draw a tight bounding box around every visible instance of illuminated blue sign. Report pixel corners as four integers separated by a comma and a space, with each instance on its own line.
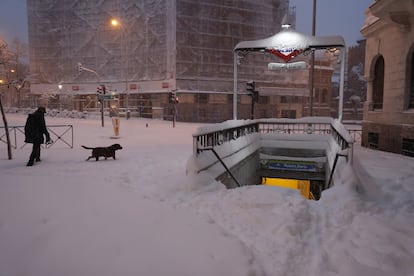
261, 160, 317, 172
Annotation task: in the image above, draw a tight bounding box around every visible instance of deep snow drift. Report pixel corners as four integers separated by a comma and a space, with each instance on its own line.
1, 113, 413, 276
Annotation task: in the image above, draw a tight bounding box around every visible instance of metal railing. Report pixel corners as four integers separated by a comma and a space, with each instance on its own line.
193, 122, 258, 154
192, 118, 356, 190
193, 118, 354, 161
257, 121, 331, 134
346, 128, 362, 144
0, 125, 74, 149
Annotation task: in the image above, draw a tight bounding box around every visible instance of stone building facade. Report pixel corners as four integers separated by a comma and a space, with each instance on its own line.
26, 0, 335, 122
361, 0, 414, 156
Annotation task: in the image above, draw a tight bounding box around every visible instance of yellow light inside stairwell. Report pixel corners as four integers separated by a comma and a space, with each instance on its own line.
262, 177, 310, 199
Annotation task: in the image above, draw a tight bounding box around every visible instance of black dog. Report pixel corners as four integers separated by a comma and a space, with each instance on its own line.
82, 144, 123, 161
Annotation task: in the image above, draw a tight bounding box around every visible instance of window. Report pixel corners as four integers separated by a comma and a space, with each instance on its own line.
402, 138, 414, 157
368, 132, 379, 149
322, 89, 328, 103
409, 50, 414, 109
198, 109, 207, 119
196, 94, 209, 104
281, 110, 296, 119
314, 88, 320, 101
258, 96, 269, 105
227, 94, 233, 104
373, 56, 384, 110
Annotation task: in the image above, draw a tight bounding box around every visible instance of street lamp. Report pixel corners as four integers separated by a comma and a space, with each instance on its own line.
110, 19, 119, 27
110, 18, 129, 118
309, 0, 317, 117
77, 62, 104, 126
58, 84, 63, 110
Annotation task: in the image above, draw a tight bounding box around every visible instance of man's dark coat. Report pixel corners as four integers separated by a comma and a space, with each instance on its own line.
24, 109, 50, 144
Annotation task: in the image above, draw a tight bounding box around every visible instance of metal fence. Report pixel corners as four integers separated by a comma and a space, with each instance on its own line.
0, 125, 74, 149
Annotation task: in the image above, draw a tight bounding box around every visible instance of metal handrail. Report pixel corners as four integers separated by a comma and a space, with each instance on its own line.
198, 147, 241, 187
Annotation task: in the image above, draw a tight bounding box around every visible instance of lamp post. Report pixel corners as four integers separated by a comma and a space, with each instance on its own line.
77, 63, 103, 126
0, 79, 12, 159
309, 0, 317, 117
110, 18, 129, 118
58, 84, 63, 110
6, 69, 18, 107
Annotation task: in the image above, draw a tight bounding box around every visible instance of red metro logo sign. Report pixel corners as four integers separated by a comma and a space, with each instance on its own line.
267, 47, 303, 62
264, 29, 309, 62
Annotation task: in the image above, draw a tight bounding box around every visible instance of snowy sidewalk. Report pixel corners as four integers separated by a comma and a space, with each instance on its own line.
1, 114, 414, 276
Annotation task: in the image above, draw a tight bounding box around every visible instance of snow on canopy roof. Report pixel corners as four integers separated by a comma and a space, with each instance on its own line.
234, 27, 345, 52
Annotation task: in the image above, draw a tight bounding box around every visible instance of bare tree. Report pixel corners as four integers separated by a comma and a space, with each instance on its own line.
7, 38, 29, 107
0, 39, 13, 159
347, 40, 367, 101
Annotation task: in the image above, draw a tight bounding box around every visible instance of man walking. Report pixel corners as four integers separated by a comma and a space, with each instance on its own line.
24, 107, 51, 166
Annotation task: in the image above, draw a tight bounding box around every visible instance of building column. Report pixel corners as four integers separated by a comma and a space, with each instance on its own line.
364, 75, 374, 113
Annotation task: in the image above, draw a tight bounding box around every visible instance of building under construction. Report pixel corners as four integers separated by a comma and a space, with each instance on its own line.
27, 0, 334, 122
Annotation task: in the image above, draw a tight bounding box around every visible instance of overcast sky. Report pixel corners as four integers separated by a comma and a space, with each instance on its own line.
291, 0, 374, 46
0, 0, 27, 44
0, 0, 373, 46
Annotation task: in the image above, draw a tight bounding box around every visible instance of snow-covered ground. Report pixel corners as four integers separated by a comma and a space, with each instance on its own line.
1, 113, 413, 276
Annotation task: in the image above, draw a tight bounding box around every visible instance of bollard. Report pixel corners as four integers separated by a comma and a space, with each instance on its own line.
112, 117, 120, 137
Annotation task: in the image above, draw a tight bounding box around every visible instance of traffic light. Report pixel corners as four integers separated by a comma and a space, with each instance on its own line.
246, 80, 255, 95
96, 84, 106, 94
169, 90, 177, 103
246, 81, 259, 102
77, 62, 83, 73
